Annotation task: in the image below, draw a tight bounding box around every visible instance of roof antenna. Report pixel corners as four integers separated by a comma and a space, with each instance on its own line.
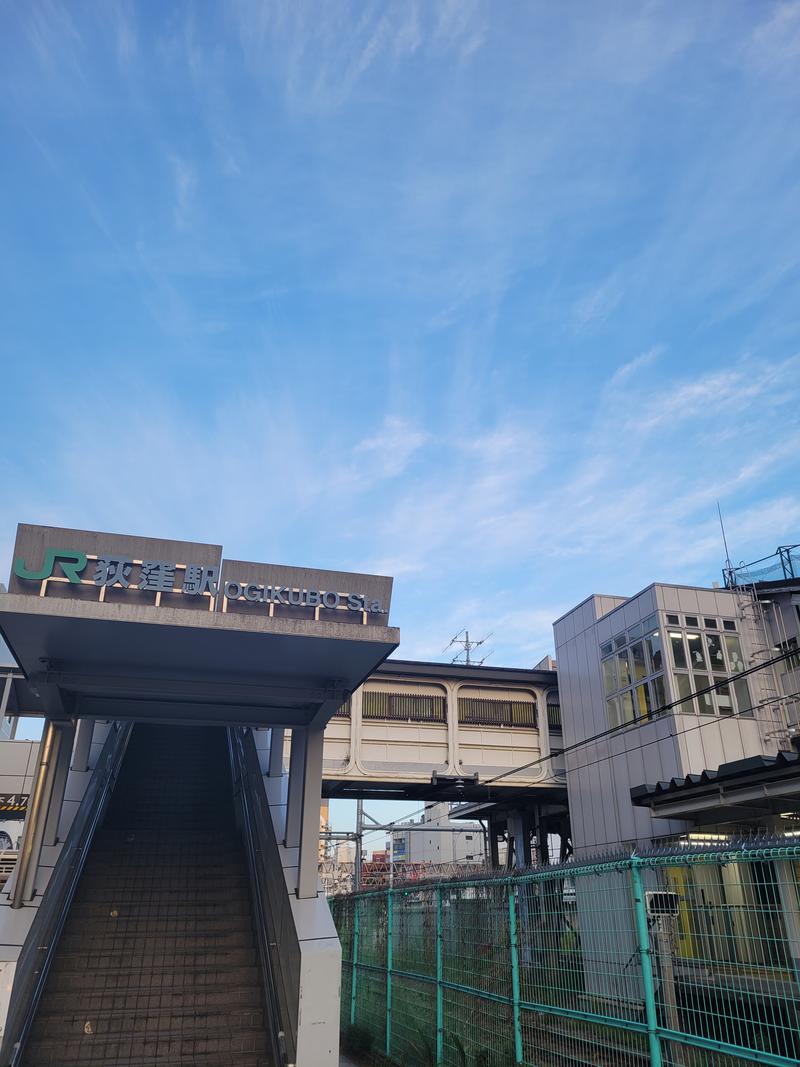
441, 629, 494, 666
717, 500, 733, 573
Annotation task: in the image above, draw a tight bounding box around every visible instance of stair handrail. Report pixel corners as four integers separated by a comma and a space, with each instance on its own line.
1, 720, 133, 1067
228, 727, 294, 1067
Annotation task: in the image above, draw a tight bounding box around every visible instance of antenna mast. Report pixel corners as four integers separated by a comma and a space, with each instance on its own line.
717, 500, 733, 573
441, 629, 494, 666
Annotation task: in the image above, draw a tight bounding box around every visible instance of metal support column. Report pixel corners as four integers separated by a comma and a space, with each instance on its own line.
296, 724, 325, 899
507, 883, 524, 1063
267, 726, 285, 778
385, 889, 394, 1058
435, 885, 444, 1066
630, 857, 664, 1067
11, 722, 61, 907
43, 721, 75, 846
71, 718, 95, 772
284, 727, 307, 849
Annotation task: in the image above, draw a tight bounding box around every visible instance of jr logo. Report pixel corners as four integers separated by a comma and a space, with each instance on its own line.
13, 549, 88, 584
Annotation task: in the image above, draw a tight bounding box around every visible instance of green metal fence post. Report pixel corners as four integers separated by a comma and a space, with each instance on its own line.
630, 857, 663, 1067
507, 883, 524, 1064
436, 885, 444, 1065
350, 897, 360, 1027
386, 889, 394, 1058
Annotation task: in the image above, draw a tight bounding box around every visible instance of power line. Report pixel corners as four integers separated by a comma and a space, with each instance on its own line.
482, 644, 800, 787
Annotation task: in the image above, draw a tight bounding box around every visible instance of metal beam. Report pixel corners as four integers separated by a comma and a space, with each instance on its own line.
75, 696, 317, 727
285, 728, 307, 849
267, 727, 285, 777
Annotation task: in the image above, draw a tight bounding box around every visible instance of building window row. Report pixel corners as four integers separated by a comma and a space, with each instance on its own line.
333, 689, 549, 727
668, 627, 751, 717
665, 613, 737, 632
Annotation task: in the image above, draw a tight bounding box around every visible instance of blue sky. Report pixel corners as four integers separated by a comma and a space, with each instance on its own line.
2, 3, 800, 834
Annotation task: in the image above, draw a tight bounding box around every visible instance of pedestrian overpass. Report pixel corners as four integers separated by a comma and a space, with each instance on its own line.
0, 523, 399, 1067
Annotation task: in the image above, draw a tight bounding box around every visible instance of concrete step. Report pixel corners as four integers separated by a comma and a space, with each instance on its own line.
51, 945, 258, 976
22, 1024, 270, 1066
34, 981, 264, 1018
29, 1004, 265, 1040
45, 963, 262, 995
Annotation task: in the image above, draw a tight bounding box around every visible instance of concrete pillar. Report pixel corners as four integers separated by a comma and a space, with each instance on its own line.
537, 686, 551, 764
285, 728, 307, 849
508, 810, 532, 869
71, 718, 95, 772
446, 682, 460, 775
268, 727, 285, 777
488, 815, 501, 868
43, 722, 76, 846
297, 725, 325, 899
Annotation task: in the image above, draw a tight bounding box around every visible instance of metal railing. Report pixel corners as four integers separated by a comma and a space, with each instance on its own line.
724, 545, 800, 588
332, 842, 800, 1067
228, 726, 294, 1067
0, 720, 132, 1067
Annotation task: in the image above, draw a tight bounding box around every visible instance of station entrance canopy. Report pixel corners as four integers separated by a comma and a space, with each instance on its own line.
0, 524, 399, 727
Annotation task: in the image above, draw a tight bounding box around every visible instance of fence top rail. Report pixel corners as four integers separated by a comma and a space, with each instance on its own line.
329, 837, 800, 901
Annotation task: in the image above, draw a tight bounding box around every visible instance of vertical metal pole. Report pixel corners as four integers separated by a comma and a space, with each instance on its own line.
11, 722, 59, 907
355, 799, 363, 892
267, 727, 285, 777
630, 858, 664, 1067
386, 889, 394, 1058
436, 886, 444, 1065
389, 828, 394, 888
350, 898, 360, 1026
508, 883, 524, 1063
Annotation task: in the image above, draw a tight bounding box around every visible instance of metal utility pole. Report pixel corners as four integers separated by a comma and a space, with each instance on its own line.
442, 630, 494, 666
354, 799, 363, 892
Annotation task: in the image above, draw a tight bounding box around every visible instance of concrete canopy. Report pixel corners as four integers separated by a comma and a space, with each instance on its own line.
1, 524, 399, 728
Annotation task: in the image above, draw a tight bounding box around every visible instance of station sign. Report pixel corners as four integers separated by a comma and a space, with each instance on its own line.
12, 546, 387, 615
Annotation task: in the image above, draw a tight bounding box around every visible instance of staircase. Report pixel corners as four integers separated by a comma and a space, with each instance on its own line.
23, 724, 274, 1066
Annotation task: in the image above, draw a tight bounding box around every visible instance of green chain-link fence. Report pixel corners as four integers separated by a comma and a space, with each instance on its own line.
330, 843, 800, 1067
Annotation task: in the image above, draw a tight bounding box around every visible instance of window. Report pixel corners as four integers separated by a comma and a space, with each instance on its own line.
607, 696, 620, 728
693, 674, 714, 714
613, 634, 626, 650
650, 674, 667, 713
627, 622, 642, 641
715, 679, 733, 716
364, 690, 446, 722
635, 683, 652, 720
617, 650, 631, 687
602, 657, 617, 696
666, 613, 679, 625
686, 632, 707, 669
705, 633, 726, 672
631, 642, 648, 682
458, 696, 536, 727
619, 690, 635, 724
333, 697, 352, 718
669, 632, 687, 669
645, 630, 663, 673
600, 641, 613, 657
546, 691, 562, 731
685, 615, 698, 627
724, 634, 745, 673
675, 673, 695, 714
642, 613, 658, 632
723, 620, 737, 631
704, 618, 718, 629
733, 678, 752, 716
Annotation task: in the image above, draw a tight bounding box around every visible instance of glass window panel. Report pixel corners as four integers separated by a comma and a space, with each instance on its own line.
693, 673, 714, 714
685, 615, 698, 627
724, 634, 745, 674
607, 697, 620, 729
645, 630, 663, 673
635, 683, 652, 720
733, 678, 752, 716
723, 620, 736, 631
600, 641, 613, 657
602, 657, 618, 696
706, 633, 726, 672
675, 673, 695, 714
613, 634, 626, 651
619, 690, 635, 724
715, 677, 733, 715
686, 632, 707, 669
669, 632, 687, 669
704, 618, 718, 629
631, 642, 648, 682
642, 614, 658, 633
650, 674, 666, 714
666, 613, 679, 625
617, 650, 631, 687
627, 622, 642, 641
